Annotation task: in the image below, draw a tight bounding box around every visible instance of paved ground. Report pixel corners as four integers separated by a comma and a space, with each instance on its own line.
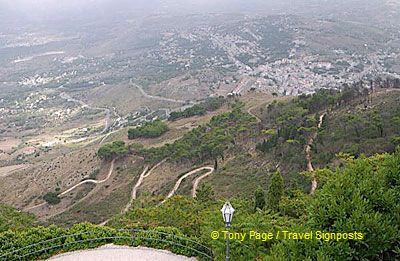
48, 245, 197, 261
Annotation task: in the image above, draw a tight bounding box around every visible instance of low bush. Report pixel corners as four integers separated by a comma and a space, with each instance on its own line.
0, 223, 212, 260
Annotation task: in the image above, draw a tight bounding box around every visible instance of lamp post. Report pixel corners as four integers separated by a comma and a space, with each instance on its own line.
221, 202, 235, 261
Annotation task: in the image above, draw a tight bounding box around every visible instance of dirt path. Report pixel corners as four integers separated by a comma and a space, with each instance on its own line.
306, 113, 326, 195
130, 79, 188, 104
191, 167, 214, 197
60, 91, 112, 136
96, 159, 168, 226
99, 130, 116, 145
24, 159, 116, 211
247, 105, 262, 124
24, 202, 47, 211
122, 166, 149, 213
161, 166, 214, 204
59, 159, 116, 197
123, 158, 168, 212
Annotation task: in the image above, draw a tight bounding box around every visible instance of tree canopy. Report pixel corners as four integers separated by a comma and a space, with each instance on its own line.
97, 141, 129, 160
138, 107, 257, 163
169, 97, 226, 121
128, 119, 169, 139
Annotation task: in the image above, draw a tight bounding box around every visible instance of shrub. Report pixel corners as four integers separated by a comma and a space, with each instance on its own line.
0, 223, 212, 260
0, 205, 36, 233
43, 192, 61, 205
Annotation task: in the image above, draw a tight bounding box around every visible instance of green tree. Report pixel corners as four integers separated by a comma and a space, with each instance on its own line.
98, 141, 129, 160
254, 187, 266, 211
369, 110, 384, 137
347, 114, 364, 139
43, 192, 61, 205
139, 108, 255, 164
195, 183, 215, 202
391, 116, 400, 133
392, 135, 400, 146
306, 151, 400, 260
267, 171, 284, 211
128, 120, 169, 139
168, 97, 225, 121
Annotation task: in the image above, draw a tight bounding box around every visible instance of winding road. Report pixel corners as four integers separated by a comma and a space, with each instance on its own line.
123, 166, 149, 213
59, 159, 116, 197
24, 159, 116, 211
100, 163, 214, 225
306, 113, 326, 195
123, 158, 168, 212
161, 166, 214, 204
129, 79, 188, 104
100, 159, 167, 225
191, 167, 215, 197
60, 91, 112, 137
247, 105, 262, 123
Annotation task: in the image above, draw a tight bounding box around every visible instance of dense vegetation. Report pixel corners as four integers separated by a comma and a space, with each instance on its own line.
2, 150, 398, 260
266, 171, 284, 211
108, 149, 400, 260
97, 141, 129, 160
272, 150, 400, 260
2, 79, 399, 260
0, 223, 211, 260
258, 86, 370, 153
315, 95, 400, 165
169, 97, 226, 121
257, 81, 400, 177
135, 105, 257, 164
128, 119, 169, 139
0, 205, 36, 233
105, 82, 399, 259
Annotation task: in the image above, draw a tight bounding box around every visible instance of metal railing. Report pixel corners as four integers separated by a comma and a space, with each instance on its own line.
0, 229, 213, 261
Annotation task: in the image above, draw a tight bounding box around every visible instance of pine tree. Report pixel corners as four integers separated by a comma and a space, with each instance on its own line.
267, 171, 284, 211
254, 187, 266, 211
195, 183, 215, 202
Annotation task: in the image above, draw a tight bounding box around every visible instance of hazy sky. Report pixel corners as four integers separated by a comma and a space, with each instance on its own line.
0, 0, 396, 27
0, 0, 158, 25
0, 0, 276, 24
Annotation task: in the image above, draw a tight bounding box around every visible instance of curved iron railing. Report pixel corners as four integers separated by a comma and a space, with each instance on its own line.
0, 229, 213, 260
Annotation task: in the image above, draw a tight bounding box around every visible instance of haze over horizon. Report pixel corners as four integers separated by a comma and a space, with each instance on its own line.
0, 0, 400, 260
1, 0, 398, 26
